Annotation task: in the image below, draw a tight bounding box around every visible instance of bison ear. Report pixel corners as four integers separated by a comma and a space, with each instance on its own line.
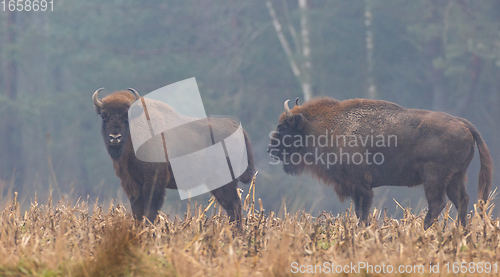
293, 114, 306, 130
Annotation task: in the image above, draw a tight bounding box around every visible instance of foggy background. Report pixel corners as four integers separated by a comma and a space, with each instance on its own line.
1, 0, 499, 218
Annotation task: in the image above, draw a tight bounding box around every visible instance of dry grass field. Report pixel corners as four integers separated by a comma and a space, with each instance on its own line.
0, 177, 499, 276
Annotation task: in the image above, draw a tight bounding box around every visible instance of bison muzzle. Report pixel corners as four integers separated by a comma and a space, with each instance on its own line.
93, 88, 255, 224
268, 97, 492, 229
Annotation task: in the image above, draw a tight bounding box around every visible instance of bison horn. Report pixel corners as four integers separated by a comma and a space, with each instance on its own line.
92, 88, 104, 108
284, 99, 293, 119
295, 98, 299, 107
127, 88, 141, 103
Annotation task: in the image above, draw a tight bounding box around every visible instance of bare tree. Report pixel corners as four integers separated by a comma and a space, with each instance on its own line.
5, 11, 17, 101
365, 0, 377, 99
266, 0, 313, 101
3, 10, 24, 185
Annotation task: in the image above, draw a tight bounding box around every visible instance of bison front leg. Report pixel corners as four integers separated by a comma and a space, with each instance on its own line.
143, 188, 166, 222
352, 188, 373, 225
130, 195, 145, 221
211, 180, 242, 226
130, 190, 165, 222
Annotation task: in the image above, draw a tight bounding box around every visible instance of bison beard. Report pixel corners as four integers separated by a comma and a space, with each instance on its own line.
93, 88, 255, 225
268, 97, 492, 230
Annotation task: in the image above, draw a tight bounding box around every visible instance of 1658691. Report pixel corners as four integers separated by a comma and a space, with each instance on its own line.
2, 0, 53, 12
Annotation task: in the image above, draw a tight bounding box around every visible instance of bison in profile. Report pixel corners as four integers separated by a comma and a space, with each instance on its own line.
93, 88, 255, 223
268, 97, 492, 229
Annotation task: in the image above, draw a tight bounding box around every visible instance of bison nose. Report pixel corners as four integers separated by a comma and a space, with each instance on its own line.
109, 134, 122, 144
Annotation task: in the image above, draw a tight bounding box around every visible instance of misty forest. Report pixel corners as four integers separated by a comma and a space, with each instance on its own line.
1, 0, 500, 220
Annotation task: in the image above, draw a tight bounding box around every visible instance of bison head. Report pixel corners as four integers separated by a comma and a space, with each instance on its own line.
267, 98, 308, 175
93, 88, 140, 160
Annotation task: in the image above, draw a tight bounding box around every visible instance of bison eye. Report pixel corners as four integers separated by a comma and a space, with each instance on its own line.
278, 124, 288, 132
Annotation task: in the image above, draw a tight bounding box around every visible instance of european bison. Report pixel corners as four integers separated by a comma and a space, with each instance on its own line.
267, 97, 492, 229
93, 88, 255, 223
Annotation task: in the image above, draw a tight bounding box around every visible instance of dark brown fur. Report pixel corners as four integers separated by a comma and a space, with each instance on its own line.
268, 97, 492, 229
95, 90, 255, 224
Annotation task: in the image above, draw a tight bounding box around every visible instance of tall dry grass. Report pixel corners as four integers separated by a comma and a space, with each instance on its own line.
0, 176, 498, 276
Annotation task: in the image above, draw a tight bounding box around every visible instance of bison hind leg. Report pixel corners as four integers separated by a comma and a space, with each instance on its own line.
211, 180, 242, 227
446, 172, 469, 227
422, 168, 449, 230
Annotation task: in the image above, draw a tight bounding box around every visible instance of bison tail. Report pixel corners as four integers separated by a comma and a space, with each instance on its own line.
238, 130, 256, 184
463, 119, 493, 201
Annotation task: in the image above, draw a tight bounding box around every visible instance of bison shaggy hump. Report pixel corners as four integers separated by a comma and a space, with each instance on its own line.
93, 88, 255, 225
268, 97, 492, 229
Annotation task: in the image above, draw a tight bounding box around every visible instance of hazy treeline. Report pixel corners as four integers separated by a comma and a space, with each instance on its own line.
0, 0, 499, 216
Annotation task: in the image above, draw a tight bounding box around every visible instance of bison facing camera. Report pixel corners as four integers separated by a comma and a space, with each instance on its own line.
128, 77, 248, 200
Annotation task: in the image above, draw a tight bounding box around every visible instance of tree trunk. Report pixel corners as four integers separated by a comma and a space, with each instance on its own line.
365, 0, 377, 99
3, 10, 24, 184
299, 0, 312, 101
266, 0, 313, 101
5, 11, 18, 101
427, 36, 446, 111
